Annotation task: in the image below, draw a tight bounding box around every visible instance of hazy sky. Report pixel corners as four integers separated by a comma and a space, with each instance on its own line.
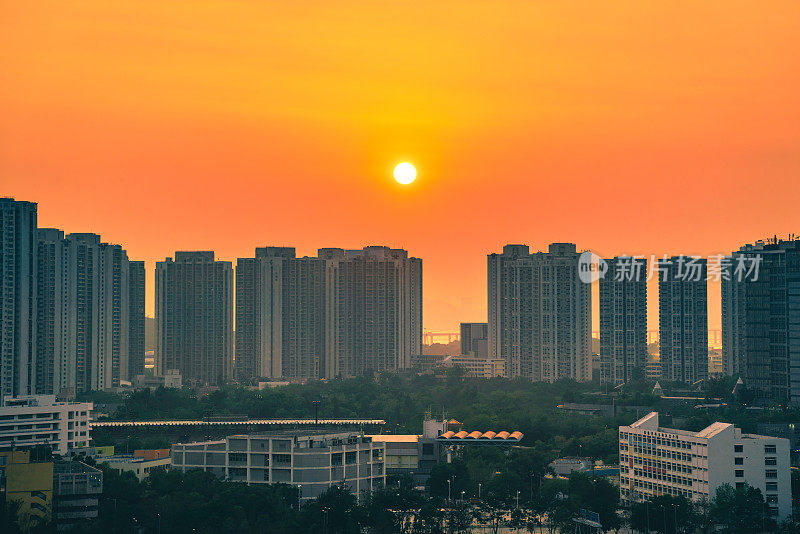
3, 1, 799, 334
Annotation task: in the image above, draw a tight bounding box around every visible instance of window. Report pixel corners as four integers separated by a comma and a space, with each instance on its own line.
734, 457, 743, 465
766, 482, 778, 491
765, 457, 776, 466
734, 445, 743, 453
764, 445, 776, 454
422, 443, 434, 455
345, 451, 356, 464
735, 470, 744, 478
766, 495, 778, 503
765, 470, 777, 479
228, 453, 247, 463
736, 482, 745, 489
331, 453, 343, 466
272, 454, 291, 465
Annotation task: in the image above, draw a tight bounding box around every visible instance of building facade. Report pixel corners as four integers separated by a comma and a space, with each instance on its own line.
0, 198, 38, 401
235, 246, 422, 381
36, 231, 130, 393
155, 252, 233, 385
722, 239, 800, 406
440, 355, 505, 378
460, 322, 488, 358
235, 247, 326, 381
599, 257, 648, 385
488, 243, 591, 382
619, 412, 791, 522
171, 431, 384, 502
658, 256, 708, 383
0, 395, 92, 454
127, 261, 146, 380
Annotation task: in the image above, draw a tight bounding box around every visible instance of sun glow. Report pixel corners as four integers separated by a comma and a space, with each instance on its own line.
393, 162, 416, 185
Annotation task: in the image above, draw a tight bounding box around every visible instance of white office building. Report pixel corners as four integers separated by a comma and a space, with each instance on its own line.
171, 431, 385, 502
619, 412, 791, 522
0, 395, 92, 454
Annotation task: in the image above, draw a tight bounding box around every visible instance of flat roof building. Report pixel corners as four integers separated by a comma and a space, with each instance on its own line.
171, 430, 384, 502
0, 395, 92, 454
620, 412, 791, 522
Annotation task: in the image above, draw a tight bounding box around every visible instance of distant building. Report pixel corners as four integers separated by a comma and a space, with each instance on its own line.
620, 412, 791, 522
460, 323, 488, 358
235, 246, 422, 381
658, 257, 708, 383
155, 252, 233, 385
0, 198, 38, 401
722, 240, 800, 406
0, 395, 92, 454
488, 243, 591, 382
36, 230, 131, 393
171, 430, 385, 502
707, 348, 724, 377
127, 260, 146, 379
441, 355, 505, 378
646, 357, 662, 380
599, 257, 647, 384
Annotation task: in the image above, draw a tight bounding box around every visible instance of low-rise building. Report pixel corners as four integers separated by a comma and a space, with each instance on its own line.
0, 450, 54, 526
619, 412, 791, 522
171, 430, 384, 502
95, 450, 171, 481
0, 395, 92, 454
53, 460, 103, 531
440, 355, 505, 378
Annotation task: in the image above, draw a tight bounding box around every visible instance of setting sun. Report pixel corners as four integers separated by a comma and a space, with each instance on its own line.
393, 162, 416, 185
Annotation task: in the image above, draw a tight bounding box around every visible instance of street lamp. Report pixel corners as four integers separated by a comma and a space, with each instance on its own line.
516, 490, 520, 510
447, 479, 452, 503
298, 484, 302, 510
461, 490, 465, 503
478, 483, 482, 500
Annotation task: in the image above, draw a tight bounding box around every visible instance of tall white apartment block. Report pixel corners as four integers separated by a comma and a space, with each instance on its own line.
0, 395, 92, 454
0, 198, 38, 401
488, 243, 591, 382
619, 412, 791, 522
235, 246, 422, 381
156, 251, 233, 385
36, 231, 130, 393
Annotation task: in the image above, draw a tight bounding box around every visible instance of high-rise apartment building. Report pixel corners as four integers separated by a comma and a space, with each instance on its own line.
460, 322, 488, 358
235, 246, 422, 381
155, 252, 233, 385
599, 257, 648, 384
0, 198, 38, 400
235, 247, 326, 381
36, 231, 130, 393
620, 412, 791, 522
488, 243, 591, 382
321, 246, 422, 378
722, 239, 800, 406
658, 256, 708, 383
127, 261, 146, 379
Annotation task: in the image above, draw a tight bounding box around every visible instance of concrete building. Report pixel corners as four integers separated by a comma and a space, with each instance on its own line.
0, 450, 54, 527
36, 230, 131, 393
658, 256, 708, 383
96, 453, 170, 481
320, 246, 422, 378
488, 243, 591, 382
235, 246, 422, 381
599, 257, 648, 385
0, 395, 92, 454
171, 430, 385, 502
619, 412, 791, 522
0, 198, 38, 401
722, 239, 800, 406
53, 460, 102, 530
235, 247, 326, 381
155, 252, 233, 385
460, 322, 488, 358
127, 260, 146, 379
440, 355, 505, 378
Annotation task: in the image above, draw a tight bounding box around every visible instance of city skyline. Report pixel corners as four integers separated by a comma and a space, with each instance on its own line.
4, 2, 800, 334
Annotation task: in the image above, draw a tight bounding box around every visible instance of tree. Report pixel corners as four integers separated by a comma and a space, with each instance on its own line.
709, 483, 777, 533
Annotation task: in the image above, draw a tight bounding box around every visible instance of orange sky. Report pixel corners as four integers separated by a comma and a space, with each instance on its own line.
2, 1, 799, 334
